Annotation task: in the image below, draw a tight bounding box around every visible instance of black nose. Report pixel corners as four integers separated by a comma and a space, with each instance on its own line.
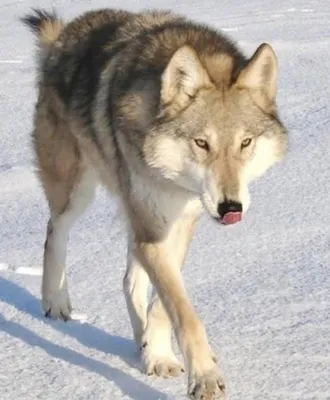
217, 200, 242, 218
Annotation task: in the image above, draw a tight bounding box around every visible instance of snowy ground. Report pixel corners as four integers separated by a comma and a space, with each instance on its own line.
1, 0, 330, 399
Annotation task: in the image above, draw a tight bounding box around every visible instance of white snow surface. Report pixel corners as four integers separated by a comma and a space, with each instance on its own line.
1, 0, 330, 399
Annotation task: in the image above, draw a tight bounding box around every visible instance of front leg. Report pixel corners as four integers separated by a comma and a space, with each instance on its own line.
140, 216, 196, 378
140, 293, 184, 377
136, 237, 226, 399
124, 236, 183, 377
123, 235, 150, 347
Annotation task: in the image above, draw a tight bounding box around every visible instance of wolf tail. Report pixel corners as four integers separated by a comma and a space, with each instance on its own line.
21, 9, 64, 60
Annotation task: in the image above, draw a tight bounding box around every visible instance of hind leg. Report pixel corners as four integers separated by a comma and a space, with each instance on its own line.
33, 97, 97, 319
41, 166, 96, 319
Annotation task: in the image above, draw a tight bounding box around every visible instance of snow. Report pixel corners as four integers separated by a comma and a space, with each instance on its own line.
1, 0, 330, 399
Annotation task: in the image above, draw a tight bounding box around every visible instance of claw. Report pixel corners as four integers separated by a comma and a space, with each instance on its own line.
60, 311, 69, 322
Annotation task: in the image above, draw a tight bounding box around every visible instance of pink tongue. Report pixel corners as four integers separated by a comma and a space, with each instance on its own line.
221, 212, 242, 225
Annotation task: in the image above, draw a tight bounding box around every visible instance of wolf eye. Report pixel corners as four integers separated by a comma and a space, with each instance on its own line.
194, 139, 209, 151
241, 138, 252, 149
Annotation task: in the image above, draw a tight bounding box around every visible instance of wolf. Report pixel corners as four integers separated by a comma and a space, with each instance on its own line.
22, 7, 287, 399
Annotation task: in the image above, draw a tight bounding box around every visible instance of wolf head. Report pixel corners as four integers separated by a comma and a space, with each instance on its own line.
143, 44, 287, 224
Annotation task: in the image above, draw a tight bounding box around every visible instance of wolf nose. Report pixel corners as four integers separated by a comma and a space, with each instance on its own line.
218, 200, 242, 217
217, 201, 243, 225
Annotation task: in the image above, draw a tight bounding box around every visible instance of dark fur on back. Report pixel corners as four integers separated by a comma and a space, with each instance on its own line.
23, 9, 247, 129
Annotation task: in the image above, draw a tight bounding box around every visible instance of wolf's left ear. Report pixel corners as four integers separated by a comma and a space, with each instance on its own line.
161, 46, 211, 105
236, 43, 277, 101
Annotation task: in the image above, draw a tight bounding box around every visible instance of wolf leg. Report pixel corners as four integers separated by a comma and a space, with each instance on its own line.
138, 216, 196, 378
139, 291, 183, 377
134, 223, 226, 398
33, 89, 97, 320
123, 234, 150, 346
42, 166, 96, 320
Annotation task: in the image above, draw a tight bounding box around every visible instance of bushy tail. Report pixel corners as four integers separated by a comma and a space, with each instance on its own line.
21, 8, 64, 47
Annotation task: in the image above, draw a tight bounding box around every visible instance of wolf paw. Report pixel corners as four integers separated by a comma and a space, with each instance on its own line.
141, 344, 184, 378
146, 356, 184, 378
189, 369, 226, 400
42, 290, 72, 321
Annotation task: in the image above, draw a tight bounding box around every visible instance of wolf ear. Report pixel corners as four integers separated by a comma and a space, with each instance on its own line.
236, 43, 278, 101
161, 46, 211, 105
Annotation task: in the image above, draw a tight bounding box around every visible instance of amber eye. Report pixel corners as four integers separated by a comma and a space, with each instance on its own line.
241, 138, 252, 149
194, 139, 209, 151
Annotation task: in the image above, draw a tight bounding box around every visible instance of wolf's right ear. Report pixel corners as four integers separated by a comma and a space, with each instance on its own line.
161, 46, 211, 106
236, 43, 278, 101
